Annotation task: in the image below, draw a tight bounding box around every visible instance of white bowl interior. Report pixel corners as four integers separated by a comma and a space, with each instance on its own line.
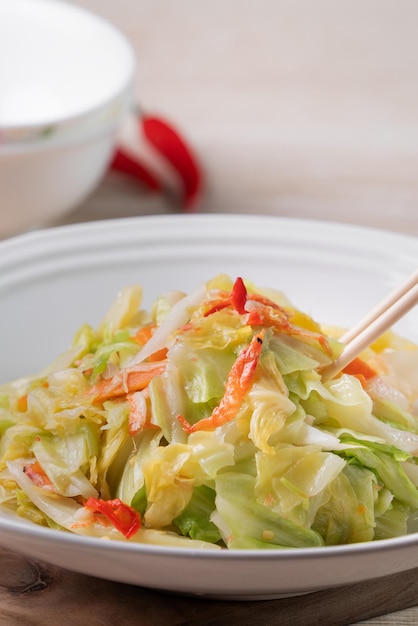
0, 0, 135, 128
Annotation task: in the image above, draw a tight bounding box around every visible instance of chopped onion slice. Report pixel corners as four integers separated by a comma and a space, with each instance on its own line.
127, 283, 206, 367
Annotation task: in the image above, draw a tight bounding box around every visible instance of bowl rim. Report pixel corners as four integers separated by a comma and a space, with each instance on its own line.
0, 86, 134, 154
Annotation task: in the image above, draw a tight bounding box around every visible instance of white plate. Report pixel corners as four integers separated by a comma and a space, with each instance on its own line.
0, 214, 417, 600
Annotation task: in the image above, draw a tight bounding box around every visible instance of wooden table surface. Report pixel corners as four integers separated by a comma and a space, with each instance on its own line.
3, 1, 418, 623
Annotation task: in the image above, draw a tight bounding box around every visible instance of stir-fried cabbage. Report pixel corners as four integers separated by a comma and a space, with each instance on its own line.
0, 274, 417, 549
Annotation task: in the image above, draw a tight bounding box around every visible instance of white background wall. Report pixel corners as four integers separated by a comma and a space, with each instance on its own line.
69, 1, 418, 234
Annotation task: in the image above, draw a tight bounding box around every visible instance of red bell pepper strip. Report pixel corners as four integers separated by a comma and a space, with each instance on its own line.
142, 115, 202, 211
179, 331, 264, 433
84, 497, 141, 539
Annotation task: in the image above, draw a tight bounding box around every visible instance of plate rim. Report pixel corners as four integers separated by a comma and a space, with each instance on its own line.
0, 213, 417, 596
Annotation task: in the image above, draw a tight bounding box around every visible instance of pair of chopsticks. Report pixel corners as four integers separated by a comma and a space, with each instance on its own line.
321, 267, 418, 382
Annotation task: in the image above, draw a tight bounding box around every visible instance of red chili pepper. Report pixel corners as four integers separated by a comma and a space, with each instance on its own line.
84, 497, 141, 539
203, 278, 248, 317
231, 277, 248, 314
110, 148, 161, 191
142, 115, 202, 211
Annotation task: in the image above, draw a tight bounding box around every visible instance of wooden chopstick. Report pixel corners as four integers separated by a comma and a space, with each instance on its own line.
321, 268, 418, 382
339, 267, 418, 345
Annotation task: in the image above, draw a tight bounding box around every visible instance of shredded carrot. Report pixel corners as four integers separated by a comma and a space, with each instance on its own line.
148, 348, 168, 362
86, 363, 166, 403
16, 394, 28, 412
132, 324, 168, 361
342, 357, 377, 387
133, 324, 156, 345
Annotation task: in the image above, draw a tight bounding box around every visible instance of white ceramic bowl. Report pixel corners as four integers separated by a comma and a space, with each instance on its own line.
0, 214, 417, 599
0, 0, 135, 237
